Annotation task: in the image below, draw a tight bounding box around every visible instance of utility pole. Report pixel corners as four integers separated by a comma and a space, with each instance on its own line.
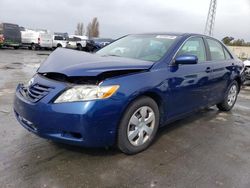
204, 0, 217, 36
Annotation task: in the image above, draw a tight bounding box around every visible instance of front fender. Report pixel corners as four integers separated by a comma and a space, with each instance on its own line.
102, 69, 169, 127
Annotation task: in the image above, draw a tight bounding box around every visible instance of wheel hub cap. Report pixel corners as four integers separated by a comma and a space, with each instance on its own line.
127, 106, 155, 146
227, 85, 237, 106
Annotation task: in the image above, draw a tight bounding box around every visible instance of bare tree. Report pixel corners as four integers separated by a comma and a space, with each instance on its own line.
86, 17, 100, 38
86, 23, 92, 38
75, 22, 85, 36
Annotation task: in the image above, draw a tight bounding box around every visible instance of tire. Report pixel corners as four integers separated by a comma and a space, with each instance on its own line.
217, 81, 239, 111
77, 44, 82, 51
13, 46, 19, 50
57, 44, 62, 48
31, 44, 36, 51
117, 96, 159, 154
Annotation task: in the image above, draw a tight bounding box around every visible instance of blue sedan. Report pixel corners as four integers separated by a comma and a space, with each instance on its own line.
13, 33, 244, 154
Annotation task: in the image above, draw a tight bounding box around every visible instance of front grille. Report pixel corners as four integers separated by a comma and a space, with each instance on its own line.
20, 83, 53, 102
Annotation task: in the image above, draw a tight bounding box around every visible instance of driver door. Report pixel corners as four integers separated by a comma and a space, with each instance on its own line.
166, 37, 214, 118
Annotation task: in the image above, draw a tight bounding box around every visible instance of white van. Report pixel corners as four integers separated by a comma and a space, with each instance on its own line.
21, 28, 53, 50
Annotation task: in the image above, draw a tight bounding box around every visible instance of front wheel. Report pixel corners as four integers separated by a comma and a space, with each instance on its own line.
217, 81, 239, 111
117, 97, 159, 154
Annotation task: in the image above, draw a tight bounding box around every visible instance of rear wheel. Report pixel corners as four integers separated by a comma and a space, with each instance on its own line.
31, 44, 36, 51
217, 81, 239, 111
77, 44, 82, 51
117, 97, 159, 154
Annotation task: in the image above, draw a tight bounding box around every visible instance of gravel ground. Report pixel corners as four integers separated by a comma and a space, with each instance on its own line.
0, 49, 250, 188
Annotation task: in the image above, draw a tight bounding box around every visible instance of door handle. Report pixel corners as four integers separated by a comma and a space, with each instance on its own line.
205, 67, 212, 73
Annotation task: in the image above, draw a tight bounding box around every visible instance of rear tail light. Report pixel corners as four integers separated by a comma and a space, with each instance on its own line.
38, 37, 40, 44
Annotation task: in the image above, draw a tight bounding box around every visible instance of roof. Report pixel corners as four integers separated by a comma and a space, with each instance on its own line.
130, 32, 209, 38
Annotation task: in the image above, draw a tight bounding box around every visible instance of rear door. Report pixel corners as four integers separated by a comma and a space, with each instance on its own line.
39, 33, 52, 48
205, 38, 234, 103
166, 37, 213, 117
67, 37, 78, 48
3, 23, 21, 44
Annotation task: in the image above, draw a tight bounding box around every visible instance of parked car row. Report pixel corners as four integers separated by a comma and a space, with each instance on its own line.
0, 22, 113, 52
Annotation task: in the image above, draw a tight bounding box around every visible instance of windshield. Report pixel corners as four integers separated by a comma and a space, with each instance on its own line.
96, 34, 178, 62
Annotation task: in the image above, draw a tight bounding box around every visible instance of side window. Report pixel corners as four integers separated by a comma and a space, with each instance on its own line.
207, 38, 225, 61
54, 36, 63, 40
177, 37, 206, 62
74, 37, 81, 41
223, 48, 233, 60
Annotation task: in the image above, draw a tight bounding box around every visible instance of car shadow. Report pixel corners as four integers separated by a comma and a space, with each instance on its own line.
154, 107, 222, 142
50, 141, 120, 156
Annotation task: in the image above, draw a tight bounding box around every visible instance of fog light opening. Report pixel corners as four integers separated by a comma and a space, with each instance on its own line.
62, 131, 83, 140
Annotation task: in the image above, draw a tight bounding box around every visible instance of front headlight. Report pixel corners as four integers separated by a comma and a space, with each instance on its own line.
54, 85, 119, 103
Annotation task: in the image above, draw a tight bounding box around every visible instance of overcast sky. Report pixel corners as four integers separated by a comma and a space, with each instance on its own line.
0, 0, 249, 41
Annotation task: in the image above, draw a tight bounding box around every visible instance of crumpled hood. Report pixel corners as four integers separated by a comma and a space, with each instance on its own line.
38, 48, 154, 77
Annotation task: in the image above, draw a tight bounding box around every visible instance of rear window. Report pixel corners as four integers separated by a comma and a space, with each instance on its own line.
207, 38, 225, 61
74, 37, 81, 41
68, 38, 77, 41
4, 24, 19, 31
54, 36, 64, 40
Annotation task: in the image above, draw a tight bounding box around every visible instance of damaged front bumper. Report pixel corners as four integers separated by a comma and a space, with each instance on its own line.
13, 74, 122, 147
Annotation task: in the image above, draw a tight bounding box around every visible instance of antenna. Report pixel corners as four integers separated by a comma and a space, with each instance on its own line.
204, 0, 217, 36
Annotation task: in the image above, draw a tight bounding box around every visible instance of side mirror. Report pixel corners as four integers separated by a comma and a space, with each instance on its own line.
174, 55, 198, 65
